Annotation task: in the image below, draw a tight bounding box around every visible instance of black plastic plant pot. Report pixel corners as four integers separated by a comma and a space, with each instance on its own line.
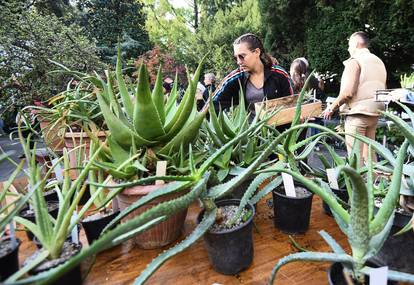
328, 262, 397, 285
27, 242, 82, 285
323, 188, 349, 216
197, 199, 255, 275
371, 208, 414, 274
43, 189, 58, 203
272, 185, 313, 234
19, 202, 59, 240
0, 238, 21, 281
81, 210, 120, 245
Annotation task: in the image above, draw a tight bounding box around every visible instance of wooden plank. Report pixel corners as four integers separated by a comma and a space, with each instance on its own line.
255, 95, 322, 126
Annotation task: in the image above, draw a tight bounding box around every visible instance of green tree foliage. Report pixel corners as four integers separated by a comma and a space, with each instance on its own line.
0, 1, 103, 116
194, 0, 262, 77
77, 0, 151, 64
260, 0, 414, 89
142, 0, 198, 67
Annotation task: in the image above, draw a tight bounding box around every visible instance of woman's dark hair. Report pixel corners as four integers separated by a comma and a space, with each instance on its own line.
290, 58, 308, 93
233, 33, 273, 68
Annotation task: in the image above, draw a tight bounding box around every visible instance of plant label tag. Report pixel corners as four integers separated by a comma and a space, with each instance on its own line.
326, 168, 339, 190
369, 266, 388, 285
155, 161, 167, 185
71, 213, 79, 244
112, 196, 119, 212
282, 173, 296, 197
52, 158, 64, 182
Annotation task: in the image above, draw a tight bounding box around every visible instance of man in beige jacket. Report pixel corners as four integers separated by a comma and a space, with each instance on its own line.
323, 31, 386, 164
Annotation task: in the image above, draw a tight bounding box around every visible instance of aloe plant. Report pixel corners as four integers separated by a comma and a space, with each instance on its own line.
0, 153, 35, 238
5, 128, 105, 282
202, 92, 276, 181
266, 139, 414, 284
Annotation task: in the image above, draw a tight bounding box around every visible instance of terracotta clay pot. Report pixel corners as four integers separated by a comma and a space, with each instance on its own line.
117, 183, 188, 249
38, 117, 66, 153
64, 131, 106, 179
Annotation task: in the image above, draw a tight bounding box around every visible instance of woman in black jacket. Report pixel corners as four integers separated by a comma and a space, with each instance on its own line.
213, 33, 293, 115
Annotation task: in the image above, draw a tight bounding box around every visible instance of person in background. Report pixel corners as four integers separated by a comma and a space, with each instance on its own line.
197, 73, 216, 111
322, 31, 386, 164
290, 57, 325, 100
162, 76, 174, 95
213, 33, 293, 116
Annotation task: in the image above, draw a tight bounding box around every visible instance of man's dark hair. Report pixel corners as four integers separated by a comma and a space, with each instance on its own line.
351, 31, 370, 47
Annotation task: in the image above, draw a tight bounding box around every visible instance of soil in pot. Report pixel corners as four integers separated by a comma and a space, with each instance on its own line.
117, 183, 188, 249
272, 185, 313, 234
0, 238, 21, 281
371, 198, 414, 274
81, 210, 120, 245
197, 199, 255, 275
323, 188, 349, 216
19, 202, 59, 240
328, 262, 397, 285
26, 242, 82, 285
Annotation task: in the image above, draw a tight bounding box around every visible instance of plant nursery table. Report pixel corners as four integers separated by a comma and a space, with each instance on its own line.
14, 194, 352, 284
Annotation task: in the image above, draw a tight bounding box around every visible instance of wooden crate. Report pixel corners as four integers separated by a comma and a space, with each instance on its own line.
255, 95, 322, 126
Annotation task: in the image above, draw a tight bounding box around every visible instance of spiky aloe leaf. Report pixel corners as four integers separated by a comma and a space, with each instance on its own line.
134, 208, 217, 285
249, 175, 283, 205
152, 66, 166, 125
370, 140, 408, 236
102, 181, 192, 233
339, 166, 369, 265
269, 252, 353, 284
319, 230, 346, 254
228, 172, 275, 225
363, 212, 394, 262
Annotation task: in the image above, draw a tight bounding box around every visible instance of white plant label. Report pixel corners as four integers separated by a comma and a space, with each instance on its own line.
369, 266, 388, 285
71, 213, 79, 244
155, 161, 167, 185
326, 168, 339, 190
282, 173, 296, 197
52, 158, 64, 182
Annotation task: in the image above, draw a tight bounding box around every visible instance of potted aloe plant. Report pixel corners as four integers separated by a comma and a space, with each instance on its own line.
264, 72, 333, 234
66, 46, 209, 249
6, 108, 341, 284
8, 130, 103, 285
202, 93, 275, 199
267, 139, 414, 284
352, 100, 414, 275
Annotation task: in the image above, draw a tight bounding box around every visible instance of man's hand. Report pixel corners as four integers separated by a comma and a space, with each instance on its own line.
323, 108, 333, 120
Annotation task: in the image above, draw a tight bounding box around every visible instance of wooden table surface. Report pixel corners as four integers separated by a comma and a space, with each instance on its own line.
17, 195, 351, 285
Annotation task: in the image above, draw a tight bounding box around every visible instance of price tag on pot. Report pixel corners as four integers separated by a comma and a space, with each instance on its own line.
326, 168, 339, 190
155, 161, 167, 185
369, 266, 388, 285
282, 173, 296, 197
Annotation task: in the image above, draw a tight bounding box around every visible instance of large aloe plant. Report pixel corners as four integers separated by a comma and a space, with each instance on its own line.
266, 139, 414, 284
94, 48, 207, 178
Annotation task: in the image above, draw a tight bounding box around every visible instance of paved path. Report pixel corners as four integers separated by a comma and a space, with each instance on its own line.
0, 135, 45, 182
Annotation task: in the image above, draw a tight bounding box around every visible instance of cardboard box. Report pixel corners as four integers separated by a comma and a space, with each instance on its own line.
255, 95, 322, 126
